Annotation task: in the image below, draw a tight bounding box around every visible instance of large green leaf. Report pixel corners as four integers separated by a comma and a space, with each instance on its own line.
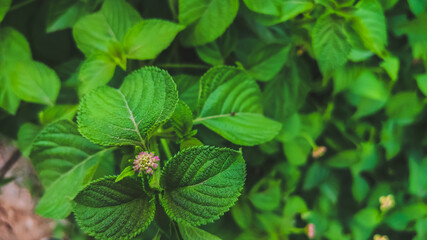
11, 61, 61, 106
351, 0, 387, 55
74, 177, 156, 240
30, 120, 109, 218
195, 67, 281, 146
123, 19, 184, 60
179, 0, 239, 46
78, 54, 117, 96
0, 27, 32, 60
101, 0, 142, 42
78, 66, 178, 146
312, 14, 351, 75
160, 146, 246, 226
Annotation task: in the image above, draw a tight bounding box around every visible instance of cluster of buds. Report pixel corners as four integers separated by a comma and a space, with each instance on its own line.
305, 223, 315, 239
379, 194, 395, 212
133, 151, 159, 175
374, 234, 389, 240
312, 146, 327, 158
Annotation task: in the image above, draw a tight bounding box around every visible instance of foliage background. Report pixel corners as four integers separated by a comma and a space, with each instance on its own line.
1, 0, 427, 239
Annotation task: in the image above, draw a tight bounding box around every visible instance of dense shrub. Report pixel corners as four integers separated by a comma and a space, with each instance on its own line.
1, 0, 426, 239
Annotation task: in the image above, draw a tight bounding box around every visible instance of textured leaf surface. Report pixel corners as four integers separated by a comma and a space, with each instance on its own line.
11, 61, 61, 106
179, 0, 239, 46
78, 66, 178, 146
196, 67, 281, 146
74, 177, 155, 240
312, 15, 351, 75
352, 0, 387, 54
30, 120, 107, 218
160, 146, 246, 226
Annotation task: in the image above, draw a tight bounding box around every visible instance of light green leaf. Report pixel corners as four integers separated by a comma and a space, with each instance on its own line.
249, 179, 281, 211
385, 92, 422, 125
332, 64, 362, 95
39, 104, 78, 126
78, 54, 117, 96
160, 146, 246, 226
30, 120, 108, 218
283, 137, 311, 166
408, 0, 427, 16
312, 14, 351, 75
352, 175, 370, 202
101, 0, 142, 42
231, 201, 253, 229
73, 12, 122, 57
11, 61, 61, 106
179, 0, 239, 46
351, 0, 387, 55
283, 195, 308, 217
46, 0, 100, 33
380, 55, 399, 81
409, 154, 427, 197
0, 27, 32, 60
178, 222, 222, 240
245, 44, 291, 81
247, 0, 314, 25
123, 19, 184, 60
78, 66, 178, 146
115, 166, 135, 182
17, 123, 42, 157
170, 101, 194, 139
416, 74, 427, 96
243, 0, 281, 16
0, 0, 11, 23
0, 61, 20, 114
195, 67, 281, 146
351, 208, 381, 240
380, 120, 402, 160
74, 177, 156, 240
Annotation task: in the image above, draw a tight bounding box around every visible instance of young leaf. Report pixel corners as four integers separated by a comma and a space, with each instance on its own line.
179, 0, 239, 46
78, 66, 178, 146
416, 74, 427, 96
178, 222, 221, 240
243, 0, 281, 16
0, 0, 11, 23
312, 15, 351, 75
195, 67, 281, 146
380, 55, 399, 81
17, 123, 42, 157
39, 104, 79, 126
351, 0, 387, 55
11, 61, 61, 106
101, 0, 142, 42
160, 146, 246, 226
123, 19, 184, 60
78, 54, 117, 96
0, 61, 20, 115
170, 101, 194, 139
30, 120, 108, 218
0, 27, 32, 60
385, 92, 422, 125
74, 176, 156, 240
249, 179, 281, 211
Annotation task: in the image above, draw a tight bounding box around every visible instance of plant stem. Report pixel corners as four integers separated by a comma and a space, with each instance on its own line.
158, 63, 210, 69
160, 139, 172, 159
0, 149, 21, 179
9, 0, 36, 12
168, 0, 177, 20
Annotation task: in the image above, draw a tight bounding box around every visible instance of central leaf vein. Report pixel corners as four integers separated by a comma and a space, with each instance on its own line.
116, 89, 145, 145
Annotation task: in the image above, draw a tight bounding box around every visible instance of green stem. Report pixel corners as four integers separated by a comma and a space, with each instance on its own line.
157, 63, 210, 69
168, 0, 177, 20
300, 133, 317, 149
9, 0, 36, 12
160, 138, 172, 159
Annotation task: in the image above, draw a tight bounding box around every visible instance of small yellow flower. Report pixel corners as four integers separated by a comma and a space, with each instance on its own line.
379, 194, 395, 212
374, 234, 389, 240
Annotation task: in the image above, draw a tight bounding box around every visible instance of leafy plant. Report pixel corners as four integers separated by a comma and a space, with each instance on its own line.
1, 0, 427, 239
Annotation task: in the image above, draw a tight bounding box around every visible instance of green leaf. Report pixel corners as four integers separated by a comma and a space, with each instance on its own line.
416, 74, 427, 96
351, 208, 381, 240
0, 61, 20, 114
231, 201, 253, 229
74, 176, 156, 240
195, 67, 281, 146
195, 28, 237, 66
179, 0, 239, 46
178, 222, 222, 240
39, 104, 78, 126
385, 92, 422, 125
351, 0, 387, 55
283, 195, 308, 217
17, 123, 42, 157
326, 150, 360, 168
245, 44, 291, 81
101, 0, 142, 42
73, 12, 122, 57
115, 166, 135, 182
352, 175, 370, 202
46, 0, 100, 33
0, 0, 11, 23
170, 101, 194, 139
160, 146, 246, 226
243, 0, 281, 16
380, 120, 402, 160
174, 74, 200, 112
312, 15, 351, 75
380, 55, 399, 81
11, 61, 61, 106
123, 19, 184, 60
78, 54, 117, 96
303, 162, 330, 190
409, 154, 427, 198
408, 0, 427, 16
0, 27, 32, 60
345, 70, 389, 118
78, 66, 178, 146
249, 179, 281, 211
332, 64, 362, 95
30, 120, 108, 218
